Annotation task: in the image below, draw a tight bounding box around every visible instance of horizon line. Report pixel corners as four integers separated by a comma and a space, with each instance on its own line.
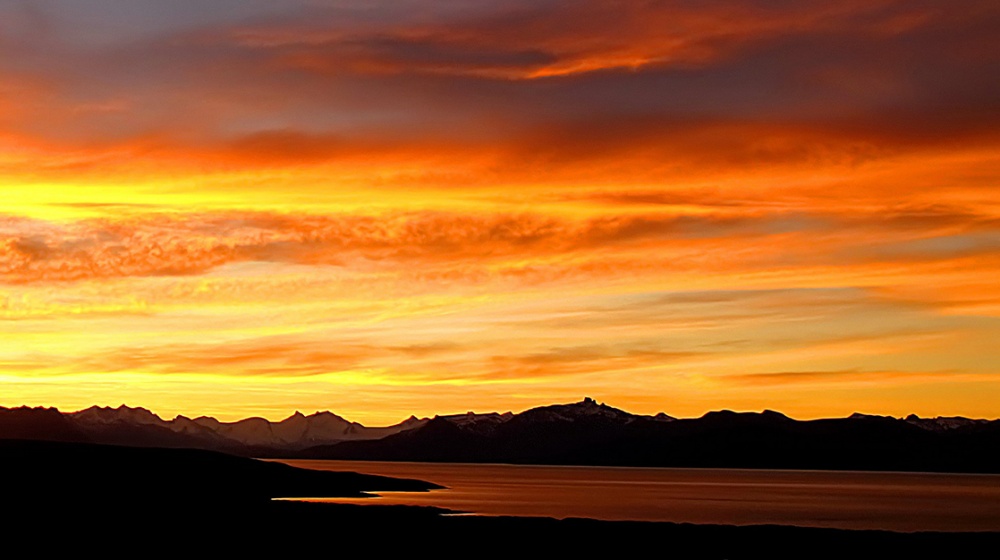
3, 398, 996, 426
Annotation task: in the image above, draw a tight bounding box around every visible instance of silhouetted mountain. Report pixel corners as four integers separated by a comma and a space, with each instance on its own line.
64, 404, 427, 452
300, 399, 1000, 473
518, 396, 673, 423
3, 400, 997, 472
903, 413, 991, 432
0, 406, 88, 443
437, 411, 514, 435
193, 409, 426, 448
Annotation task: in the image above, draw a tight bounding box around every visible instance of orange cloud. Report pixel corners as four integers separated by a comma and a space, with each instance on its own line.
2, 204, 995, 284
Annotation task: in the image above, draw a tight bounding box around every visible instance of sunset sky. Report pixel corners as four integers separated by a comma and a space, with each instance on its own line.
1, 0, 998, 424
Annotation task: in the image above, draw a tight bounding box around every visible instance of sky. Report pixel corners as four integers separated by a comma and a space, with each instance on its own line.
1, 0, 998, 424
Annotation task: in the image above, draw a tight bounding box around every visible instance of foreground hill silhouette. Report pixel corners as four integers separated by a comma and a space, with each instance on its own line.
0, 439, 439, 506
3, 439, 996, 554
3, 399, 999, 473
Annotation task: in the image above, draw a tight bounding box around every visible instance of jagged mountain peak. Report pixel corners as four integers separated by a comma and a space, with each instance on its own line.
70, 404, 165, 425
531, 397, 625, 413
149, 408, 424, 449
516, 397, 639, 424
0, 406, 84, 442
904, 414, 985, 432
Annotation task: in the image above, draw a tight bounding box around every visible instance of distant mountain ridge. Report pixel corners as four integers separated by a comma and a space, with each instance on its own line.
1, 399, 998, 473
300, 399, 1000, 474
62, 404, 428, 451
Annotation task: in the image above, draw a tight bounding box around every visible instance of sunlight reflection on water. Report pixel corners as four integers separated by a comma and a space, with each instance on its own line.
270, 460, 1000, 532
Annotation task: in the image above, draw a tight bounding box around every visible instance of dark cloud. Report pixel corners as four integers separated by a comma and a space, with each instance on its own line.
1, 0, 996, 168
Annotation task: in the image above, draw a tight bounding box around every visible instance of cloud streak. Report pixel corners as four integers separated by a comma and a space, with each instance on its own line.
1, 205, 997, 285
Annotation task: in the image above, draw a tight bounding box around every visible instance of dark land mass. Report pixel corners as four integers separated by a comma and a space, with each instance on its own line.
0, 439, 440, 505
300, 401, 1000, 474
3, 399, 1000, 473
2, 440, 997, 556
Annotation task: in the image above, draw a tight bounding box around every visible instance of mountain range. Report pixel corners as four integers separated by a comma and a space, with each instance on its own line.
0, 405, 392, 452
2, 398, 998, 473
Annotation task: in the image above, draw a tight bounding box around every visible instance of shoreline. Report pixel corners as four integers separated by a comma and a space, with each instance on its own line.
276, 498, 1000, 533
5, 439, 998, 553
276, 456, 1000, 478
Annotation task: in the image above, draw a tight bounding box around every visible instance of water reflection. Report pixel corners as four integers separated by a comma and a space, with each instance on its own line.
272, 460, 1000, 532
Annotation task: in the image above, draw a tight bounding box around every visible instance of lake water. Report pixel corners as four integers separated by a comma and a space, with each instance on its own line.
274, 460, 1000, 532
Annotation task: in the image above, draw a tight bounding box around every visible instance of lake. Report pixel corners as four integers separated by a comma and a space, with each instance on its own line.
274, 460, 1000, 532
